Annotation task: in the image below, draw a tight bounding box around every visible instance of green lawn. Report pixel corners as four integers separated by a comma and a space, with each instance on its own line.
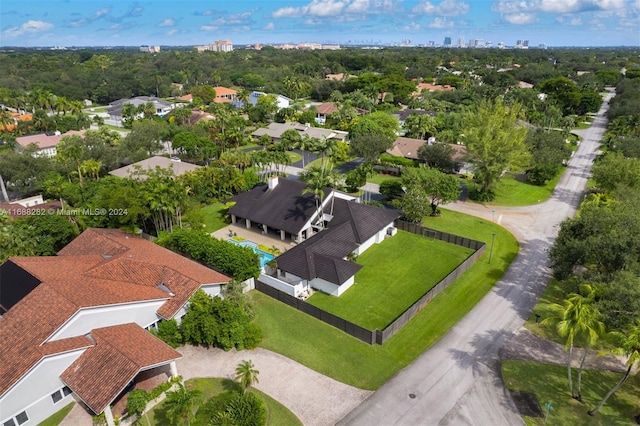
286, 151, 302, 164
143, 378, 301, 426
199, 203, 229, 232
367, 173, 402, 185
307, 231, 474, 329
487, 173, 562, 206
37, 403, 74, 426
502, 360, 640, 425
253, 208, 519, 389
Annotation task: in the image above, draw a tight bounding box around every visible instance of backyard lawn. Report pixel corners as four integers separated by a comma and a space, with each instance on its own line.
253, 208, 519, 389
37, 402, 74, 426
367, 172, 402, 185
199, 202, 229, 232
307, 231, 474, 329
142, 378, 301, 426
502, 360, 640, 425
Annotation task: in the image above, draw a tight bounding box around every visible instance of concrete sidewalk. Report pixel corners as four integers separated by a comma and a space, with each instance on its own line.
177, 345, 371, 426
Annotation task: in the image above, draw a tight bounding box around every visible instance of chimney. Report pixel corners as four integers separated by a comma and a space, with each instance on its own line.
268, 175, 279, 190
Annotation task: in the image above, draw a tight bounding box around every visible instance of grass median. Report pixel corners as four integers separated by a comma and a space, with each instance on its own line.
252, 208, 518, 389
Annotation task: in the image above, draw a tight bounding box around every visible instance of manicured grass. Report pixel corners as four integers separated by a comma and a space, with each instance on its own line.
488, 173, 562, 206
307, 231, 474, 329
367, 173, 402, 185
253, 208, 519, 389
286, 151, 302, 164
98, 123, 130, 133
37, 402, 74, 426
502, 360, 640, 425
144, 378, 301, 426
199, 202, 229, 232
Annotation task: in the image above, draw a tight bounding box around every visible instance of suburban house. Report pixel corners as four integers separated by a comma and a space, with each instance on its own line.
0, 112, 32, 133
386, 136, 429, 161
16, 130, 85, 158
392, 109, 437, 129
228, 177, 401, 297
312, 102, 367, 125
212, 86, 237, 103
107, 96, 174, 122
0, 228, 230, 426
109, 156, 201, 179
252, 122, 348, 143
415, 82, 455, 95
245, 91, 293, 110
0, 194, 62, 219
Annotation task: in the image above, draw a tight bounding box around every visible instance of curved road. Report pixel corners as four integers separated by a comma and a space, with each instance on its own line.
338, 90, 615, 426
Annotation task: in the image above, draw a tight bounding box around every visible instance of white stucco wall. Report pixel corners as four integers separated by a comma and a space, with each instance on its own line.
311, 276, 355, 296
47, 299, 167, 342
0, 350, 83, 426
259, 274, 305, 296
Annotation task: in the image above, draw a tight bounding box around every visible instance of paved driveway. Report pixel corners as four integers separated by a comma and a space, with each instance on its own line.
338, 90, 615, 426
177, 346, 371, 426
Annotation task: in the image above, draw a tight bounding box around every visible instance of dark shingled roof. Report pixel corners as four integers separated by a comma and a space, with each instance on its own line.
275, 195, 401, 286
228, 179, 331, 235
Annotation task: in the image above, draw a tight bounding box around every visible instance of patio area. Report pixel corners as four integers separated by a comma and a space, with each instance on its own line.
211, 223, 296, 254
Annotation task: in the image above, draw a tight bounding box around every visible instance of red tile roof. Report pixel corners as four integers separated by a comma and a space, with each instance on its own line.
60, 323, 181, 414
16, 130, 85, 150
0, 228, 229, 399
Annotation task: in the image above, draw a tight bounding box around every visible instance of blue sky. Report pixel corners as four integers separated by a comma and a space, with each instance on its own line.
1, 0, 638, 47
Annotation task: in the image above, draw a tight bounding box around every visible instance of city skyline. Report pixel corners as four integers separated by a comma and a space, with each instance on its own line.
1, 0, 639, 48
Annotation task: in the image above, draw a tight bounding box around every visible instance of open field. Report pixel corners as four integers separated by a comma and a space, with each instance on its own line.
307, 231, 474, 329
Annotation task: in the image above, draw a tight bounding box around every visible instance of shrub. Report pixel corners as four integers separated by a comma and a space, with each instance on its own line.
152, 319, 183, 348
379, 179, 404, 200
243, 323, 263, 349
156, 229, 260, 281
211, 392, 267, 426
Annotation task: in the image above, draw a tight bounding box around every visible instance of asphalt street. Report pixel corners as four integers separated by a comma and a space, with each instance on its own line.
337, 90, 615, 426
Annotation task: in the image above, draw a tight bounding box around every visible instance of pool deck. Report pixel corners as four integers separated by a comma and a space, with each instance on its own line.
211, 224, 297, 254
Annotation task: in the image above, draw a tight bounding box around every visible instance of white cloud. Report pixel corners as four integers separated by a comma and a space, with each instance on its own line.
402, 21, 421, 30
273, 0, 399, 18
200, 25, 218, 31
556, 14, 583, 25
167, 29, 178, 36
213, 11, 254, 26
158, 18, 174, 27
412, 0, 469, 16
68, 18, 86, 28
492, 0, 626, 17
504, 12, 538, 24
428, 17, 454, 27
2, 20, 53, 38
264, 22, 275, 30
92, 8, 110, 20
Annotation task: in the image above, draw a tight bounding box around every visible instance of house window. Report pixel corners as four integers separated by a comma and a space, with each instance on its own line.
51, 390, 63, 403
15, 412, 28, 425
3, 419, 16, 426
62, 386, 72, 396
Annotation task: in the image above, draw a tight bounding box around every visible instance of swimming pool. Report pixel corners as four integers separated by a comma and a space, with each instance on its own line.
228, 239, 275, 268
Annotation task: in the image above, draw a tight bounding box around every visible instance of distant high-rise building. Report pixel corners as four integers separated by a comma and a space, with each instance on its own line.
468, 39, 477, 48
516, 39, 529, 49
444, 36, 452, 46
195, 39, 233, 53
458, 37, 465, 47
539, 43, 547, 49
140, 45, 160, 53
427, 41, 435, 47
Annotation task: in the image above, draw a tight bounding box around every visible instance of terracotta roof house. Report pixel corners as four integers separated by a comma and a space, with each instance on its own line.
109, 156, 201, 179
16, 130, 85, 158
313, 102, 367, 125
213, 86, 237, 103
415, 82, 455, 94
228, 176, 401, 297
387, 136, 427, 160
0, 228, 229, 426
252, 122, 348, 143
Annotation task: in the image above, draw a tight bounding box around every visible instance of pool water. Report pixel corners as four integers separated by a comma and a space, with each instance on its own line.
228, 239, 275, 268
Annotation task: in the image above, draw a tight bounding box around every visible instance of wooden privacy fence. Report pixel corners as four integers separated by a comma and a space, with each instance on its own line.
256, 220, 486, 345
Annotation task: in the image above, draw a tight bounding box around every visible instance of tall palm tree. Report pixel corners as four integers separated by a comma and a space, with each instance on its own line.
235, 359, 260, 394
540, 285, 604, 400
302, 167, 329, 231
588, 323, 640, 416
164, 383, 202, 426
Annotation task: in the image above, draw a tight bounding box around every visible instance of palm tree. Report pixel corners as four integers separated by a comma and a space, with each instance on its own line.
588, 323, 640, 416
235, 360, 260, 394
164, 383, 202, 426
302, 167, 329, 231
80, 159, 102, 179
237, 88, 250, 106
540, 285, 604, 400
